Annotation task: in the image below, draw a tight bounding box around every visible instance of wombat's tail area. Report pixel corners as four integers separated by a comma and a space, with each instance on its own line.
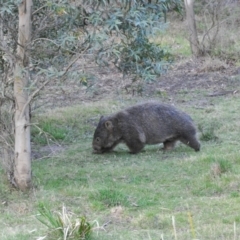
179, 135, 201, 152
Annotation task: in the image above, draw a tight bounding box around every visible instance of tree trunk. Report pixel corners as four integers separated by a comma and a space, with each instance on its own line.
184, 0, 200, 56
13, 0, 32, 191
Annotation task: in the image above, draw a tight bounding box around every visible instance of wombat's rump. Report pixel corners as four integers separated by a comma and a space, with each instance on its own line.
92, 102, 200, 154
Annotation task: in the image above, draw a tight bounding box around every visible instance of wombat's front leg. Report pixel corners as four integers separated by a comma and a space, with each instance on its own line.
125, 140, 145, 154
100, 146, 116, 153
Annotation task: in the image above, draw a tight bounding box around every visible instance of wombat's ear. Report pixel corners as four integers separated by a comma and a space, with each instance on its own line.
105, 120, 113, 131
100, 115, 104, 121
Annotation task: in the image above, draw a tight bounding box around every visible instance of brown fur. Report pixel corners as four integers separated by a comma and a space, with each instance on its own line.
92, 102, 200, 154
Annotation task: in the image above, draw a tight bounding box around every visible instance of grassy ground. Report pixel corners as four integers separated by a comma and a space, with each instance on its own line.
1, 93, 240, 240
1, 10, 240, 240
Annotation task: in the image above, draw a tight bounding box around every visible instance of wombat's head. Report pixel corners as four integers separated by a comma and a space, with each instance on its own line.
92, 116, 120, 154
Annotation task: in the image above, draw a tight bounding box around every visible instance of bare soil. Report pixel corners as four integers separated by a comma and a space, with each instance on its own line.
37, 57, 240, 109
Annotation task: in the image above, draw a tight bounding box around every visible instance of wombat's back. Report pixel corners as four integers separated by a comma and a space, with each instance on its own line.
116, 102, 196, 145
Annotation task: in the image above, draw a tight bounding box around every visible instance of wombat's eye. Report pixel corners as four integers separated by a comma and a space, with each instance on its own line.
96, 137, 100, 142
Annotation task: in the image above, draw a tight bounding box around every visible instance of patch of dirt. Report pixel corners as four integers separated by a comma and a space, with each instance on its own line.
100, 206, 132, 230
36, 57, 240, 110
32, 144, 64, 160
157, 58, 240, 94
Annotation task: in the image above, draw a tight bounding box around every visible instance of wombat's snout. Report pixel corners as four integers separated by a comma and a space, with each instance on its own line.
92, 148, 102, 154
195, 144, 200, 152
92, 143, 103, 154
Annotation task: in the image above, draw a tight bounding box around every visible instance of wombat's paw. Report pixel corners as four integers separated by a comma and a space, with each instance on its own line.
104, 150, 116, 154
92, 150, 103, 154
128, 150, 140, 154
129, 151, 137, 154
93, 148, 116, 154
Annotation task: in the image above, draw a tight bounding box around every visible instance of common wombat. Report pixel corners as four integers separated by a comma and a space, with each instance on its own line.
92, 102, 200, 154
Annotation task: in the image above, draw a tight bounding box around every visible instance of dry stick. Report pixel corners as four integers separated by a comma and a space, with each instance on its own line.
61, 53, 83, 78
19, 78, 51, 119
33, 123, 62, 148
188, 212, 196, 239
207, 90, 238, 97
172, 216, 178, 240
234, 221, 236, 240
93, 219, 110, 232
147, 231, 152, 240
32, 11, 55, 40
32, 4, 48, 15
32, 38, 82, 55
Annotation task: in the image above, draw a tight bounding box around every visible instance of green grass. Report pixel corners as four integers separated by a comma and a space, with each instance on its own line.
154, 32, 191, 57
1, 95, 240, 239
153, 22, 192, 57
31, 104, 102, 145
36, 203, 93, 239
31, 101, 120, 145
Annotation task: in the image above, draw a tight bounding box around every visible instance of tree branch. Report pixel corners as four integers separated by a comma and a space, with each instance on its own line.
32, 4, 48, 15
19, 77, 50, 119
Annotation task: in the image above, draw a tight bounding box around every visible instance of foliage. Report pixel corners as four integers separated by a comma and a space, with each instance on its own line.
161, 0, 183, 20
0, 0, 180, 83
31, 0, 177, 81
36, 203, 93, 240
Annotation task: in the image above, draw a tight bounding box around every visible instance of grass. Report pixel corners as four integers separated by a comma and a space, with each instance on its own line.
36, 203, 93, 239
2, 9, 240, 239
31, 104, 105, 145
154, 24, 191, 57
1, 93, 240, 239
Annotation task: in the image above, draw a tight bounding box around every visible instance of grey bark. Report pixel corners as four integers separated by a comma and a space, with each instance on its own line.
184, 0, 200, 56
13, 0, 33, 191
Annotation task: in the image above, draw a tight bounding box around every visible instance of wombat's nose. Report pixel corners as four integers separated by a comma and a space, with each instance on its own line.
92, 147, 102, 154
195, 146, 200, 152
93, 150, 102, 154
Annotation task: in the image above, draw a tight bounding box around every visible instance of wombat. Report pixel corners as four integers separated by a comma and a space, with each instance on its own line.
92, 102, 200, 154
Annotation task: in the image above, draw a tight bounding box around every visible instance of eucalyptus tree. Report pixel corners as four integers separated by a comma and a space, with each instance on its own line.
184, 0, 200, 56
0, 0, 181, 190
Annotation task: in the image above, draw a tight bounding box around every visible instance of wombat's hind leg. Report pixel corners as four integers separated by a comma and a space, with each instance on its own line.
179, 136, 200, 152
163, 139, 177, 151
